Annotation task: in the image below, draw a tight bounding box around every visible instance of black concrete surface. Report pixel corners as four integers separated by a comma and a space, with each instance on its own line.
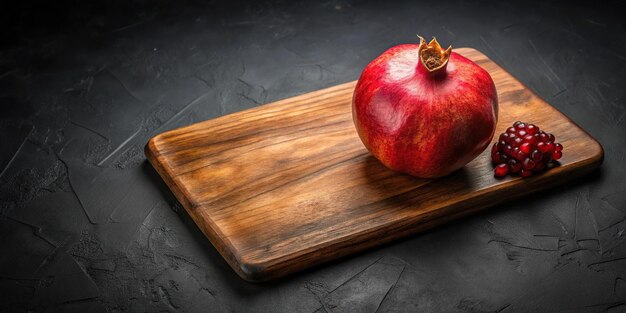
1, 0, 625, 312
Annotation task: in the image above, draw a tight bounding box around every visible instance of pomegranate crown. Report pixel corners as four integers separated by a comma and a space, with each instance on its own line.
417, 35, 452, 72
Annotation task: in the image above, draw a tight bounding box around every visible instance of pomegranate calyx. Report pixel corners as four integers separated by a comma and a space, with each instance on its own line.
417, 35, 452, 74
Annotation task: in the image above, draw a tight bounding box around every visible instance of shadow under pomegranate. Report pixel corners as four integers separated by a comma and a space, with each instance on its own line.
358, 155, 474, 213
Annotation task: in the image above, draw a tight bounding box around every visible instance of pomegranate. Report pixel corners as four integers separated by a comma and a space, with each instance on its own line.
492, 121, 563, 178
352, 36, 498, 178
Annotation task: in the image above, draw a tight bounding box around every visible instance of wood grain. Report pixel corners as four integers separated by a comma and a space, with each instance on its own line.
145, 48, 603, 282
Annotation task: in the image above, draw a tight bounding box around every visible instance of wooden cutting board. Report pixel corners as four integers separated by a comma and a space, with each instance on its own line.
145, 48, 603, 282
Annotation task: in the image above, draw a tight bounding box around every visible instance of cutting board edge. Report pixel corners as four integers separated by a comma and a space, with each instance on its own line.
222, 151, 603, 282
143, 47, 605, 282
145, 138, 249, 280
145, 129, 603, 282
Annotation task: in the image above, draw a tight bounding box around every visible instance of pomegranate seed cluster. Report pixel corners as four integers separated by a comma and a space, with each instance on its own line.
491, 121, 563, 178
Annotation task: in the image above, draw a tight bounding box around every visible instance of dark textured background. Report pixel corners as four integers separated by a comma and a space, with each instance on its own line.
1, 0, 625, 312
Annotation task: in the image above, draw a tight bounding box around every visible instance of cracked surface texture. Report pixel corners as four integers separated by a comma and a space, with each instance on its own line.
1, 0, 625, 312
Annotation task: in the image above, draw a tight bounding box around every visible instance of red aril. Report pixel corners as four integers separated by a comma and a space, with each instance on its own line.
520, 143, 532, 154
491, 121, 563, 178
494, 164, 509, 177
523, 135, 537, 145
520, 169, 533, 177
537, 142, 549, 153
508, 159, 522, 173
522, 158, 535, 170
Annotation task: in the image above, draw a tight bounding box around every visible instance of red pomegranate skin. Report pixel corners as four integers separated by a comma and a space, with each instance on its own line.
352, 42, 498, 178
